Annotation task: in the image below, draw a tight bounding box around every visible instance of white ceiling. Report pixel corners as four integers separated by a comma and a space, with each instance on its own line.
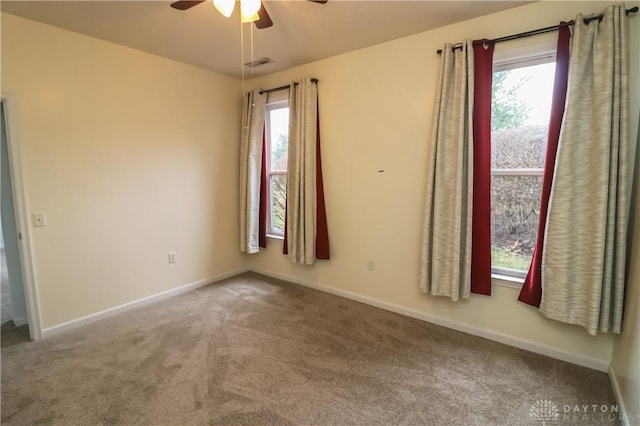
1, 0, 533, 78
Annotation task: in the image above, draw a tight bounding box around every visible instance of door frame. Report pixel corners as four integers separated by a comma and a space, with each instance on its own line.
1, 95, 43, 340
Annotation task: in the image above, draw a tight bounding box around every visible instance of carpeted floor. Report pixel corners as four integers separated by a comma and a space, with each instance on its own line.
1, 273, 617, 425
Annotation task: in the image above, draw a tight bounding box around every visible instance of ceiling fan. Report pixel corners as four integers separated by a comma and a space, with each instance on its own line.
170, 0, 328, 30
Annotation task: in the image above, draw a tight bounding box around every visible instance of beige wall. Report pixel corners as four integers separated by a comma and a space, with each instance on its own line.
1, 13, 244, 328
245, 1, 640, 370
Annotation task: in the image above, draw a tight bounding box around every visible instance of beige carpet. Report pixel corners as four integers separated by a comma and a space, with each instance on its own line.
1, 273, 616, 425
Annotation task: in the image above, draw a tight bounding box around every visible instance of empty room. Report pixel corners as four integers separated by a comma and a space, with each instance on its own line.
1, 0, 639, 424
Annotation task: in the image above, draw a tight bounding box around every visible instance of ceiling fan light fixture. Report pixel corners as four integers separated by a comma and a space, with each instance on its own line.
240, 0, 261, 22
240, 12, 259, 23
213, 0, 234, 17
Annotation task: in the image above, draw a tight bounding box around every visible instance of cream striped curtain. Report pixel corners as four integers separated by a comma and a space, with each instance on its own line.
286, 78, 318, 264
239, 90, 266, 254
540, 5, 630, 335
419, 41, 474, 301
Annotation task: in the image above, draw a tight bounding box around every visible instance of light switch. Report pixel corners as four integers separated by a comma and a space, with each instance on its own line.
33, 212, 47, 227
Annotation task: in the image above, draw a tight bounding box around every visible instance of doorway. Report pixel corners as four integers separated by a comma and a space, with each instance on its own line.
1, 99, 31, 346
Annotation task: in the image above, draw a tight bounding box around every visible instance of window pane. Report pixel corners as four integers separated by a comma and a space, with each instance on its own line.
491, 61, 554, 275
492, 126, 546, 169
491, 175, 542, 272
269, 174, 287, 235
269, 107, 289, 171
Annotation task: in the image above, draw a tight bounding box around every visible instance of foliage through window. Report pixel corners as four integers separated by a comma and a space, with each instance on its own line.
491, 59, 555, 277
266, 102, 289, 236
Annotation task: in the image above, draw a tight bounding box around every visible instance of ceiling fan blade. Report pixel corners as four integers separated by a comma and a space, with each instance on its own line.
170, 0, 206, 11
254, 3, 273, 29
307, 0, 328, 3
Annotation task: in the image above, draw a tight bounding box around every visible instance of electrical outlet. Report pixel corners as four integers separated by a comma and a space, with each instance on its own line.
368, 260, 376, 271
168, 252, 176, 264
33, 212, 47, 227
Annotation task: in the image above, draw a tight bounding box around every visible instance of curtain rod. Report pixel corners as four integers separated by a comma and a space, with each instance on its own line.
436, 6, 638, 54
259, 78, 319, 95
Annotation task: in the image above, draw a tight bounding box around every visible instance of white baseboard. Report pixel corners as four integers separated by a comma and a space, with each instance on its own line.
250, 267, 609, 372
12, 315, 28, 327
41, 267, 248, 338
608, 364, 631, 426
39, 266, 610, 372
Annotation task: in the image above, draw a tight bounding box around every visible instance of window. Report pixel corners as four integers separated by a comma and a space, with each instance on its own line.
491, 58, 555, 278
265, 101, 289, 237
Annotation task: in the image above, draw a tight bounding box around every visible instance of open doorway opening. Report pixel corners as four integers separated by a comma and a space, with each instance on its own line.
1, 100, 31, 346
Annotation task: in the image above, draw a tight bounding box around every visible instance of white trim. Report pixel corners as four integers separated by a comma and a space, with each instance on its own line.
492, 273, 524, 288
493, 51, 556, 72
608, 364, 630, 426
37, 266, 610, 372
491, 168, 544, 176
250, 267, 609, 372
41, 267, 248, 338
1, 95, 44, 341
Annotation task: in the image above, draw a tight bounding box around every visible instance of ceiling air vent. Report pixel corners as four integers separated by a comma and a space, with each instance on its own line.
244, 57, 274, 67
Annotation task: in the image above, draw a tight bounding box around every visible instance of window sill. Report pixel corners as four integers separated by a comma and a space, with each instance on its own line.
492, 273, 525, 289
267, 234, 284, 241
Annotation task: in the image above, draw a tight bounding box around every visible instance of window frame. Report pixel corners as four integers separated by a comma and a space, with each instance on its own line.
265, 100, 289, 239
490, 53, 556, 282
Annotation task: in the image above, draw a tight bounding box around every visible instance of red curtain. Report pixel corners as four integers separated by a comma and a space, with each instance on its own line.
258, 127, 268, 249
471, 41, 495, 296
315, 109, 330, 259
518, 25, 571, 307
283, 105, 330, 259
